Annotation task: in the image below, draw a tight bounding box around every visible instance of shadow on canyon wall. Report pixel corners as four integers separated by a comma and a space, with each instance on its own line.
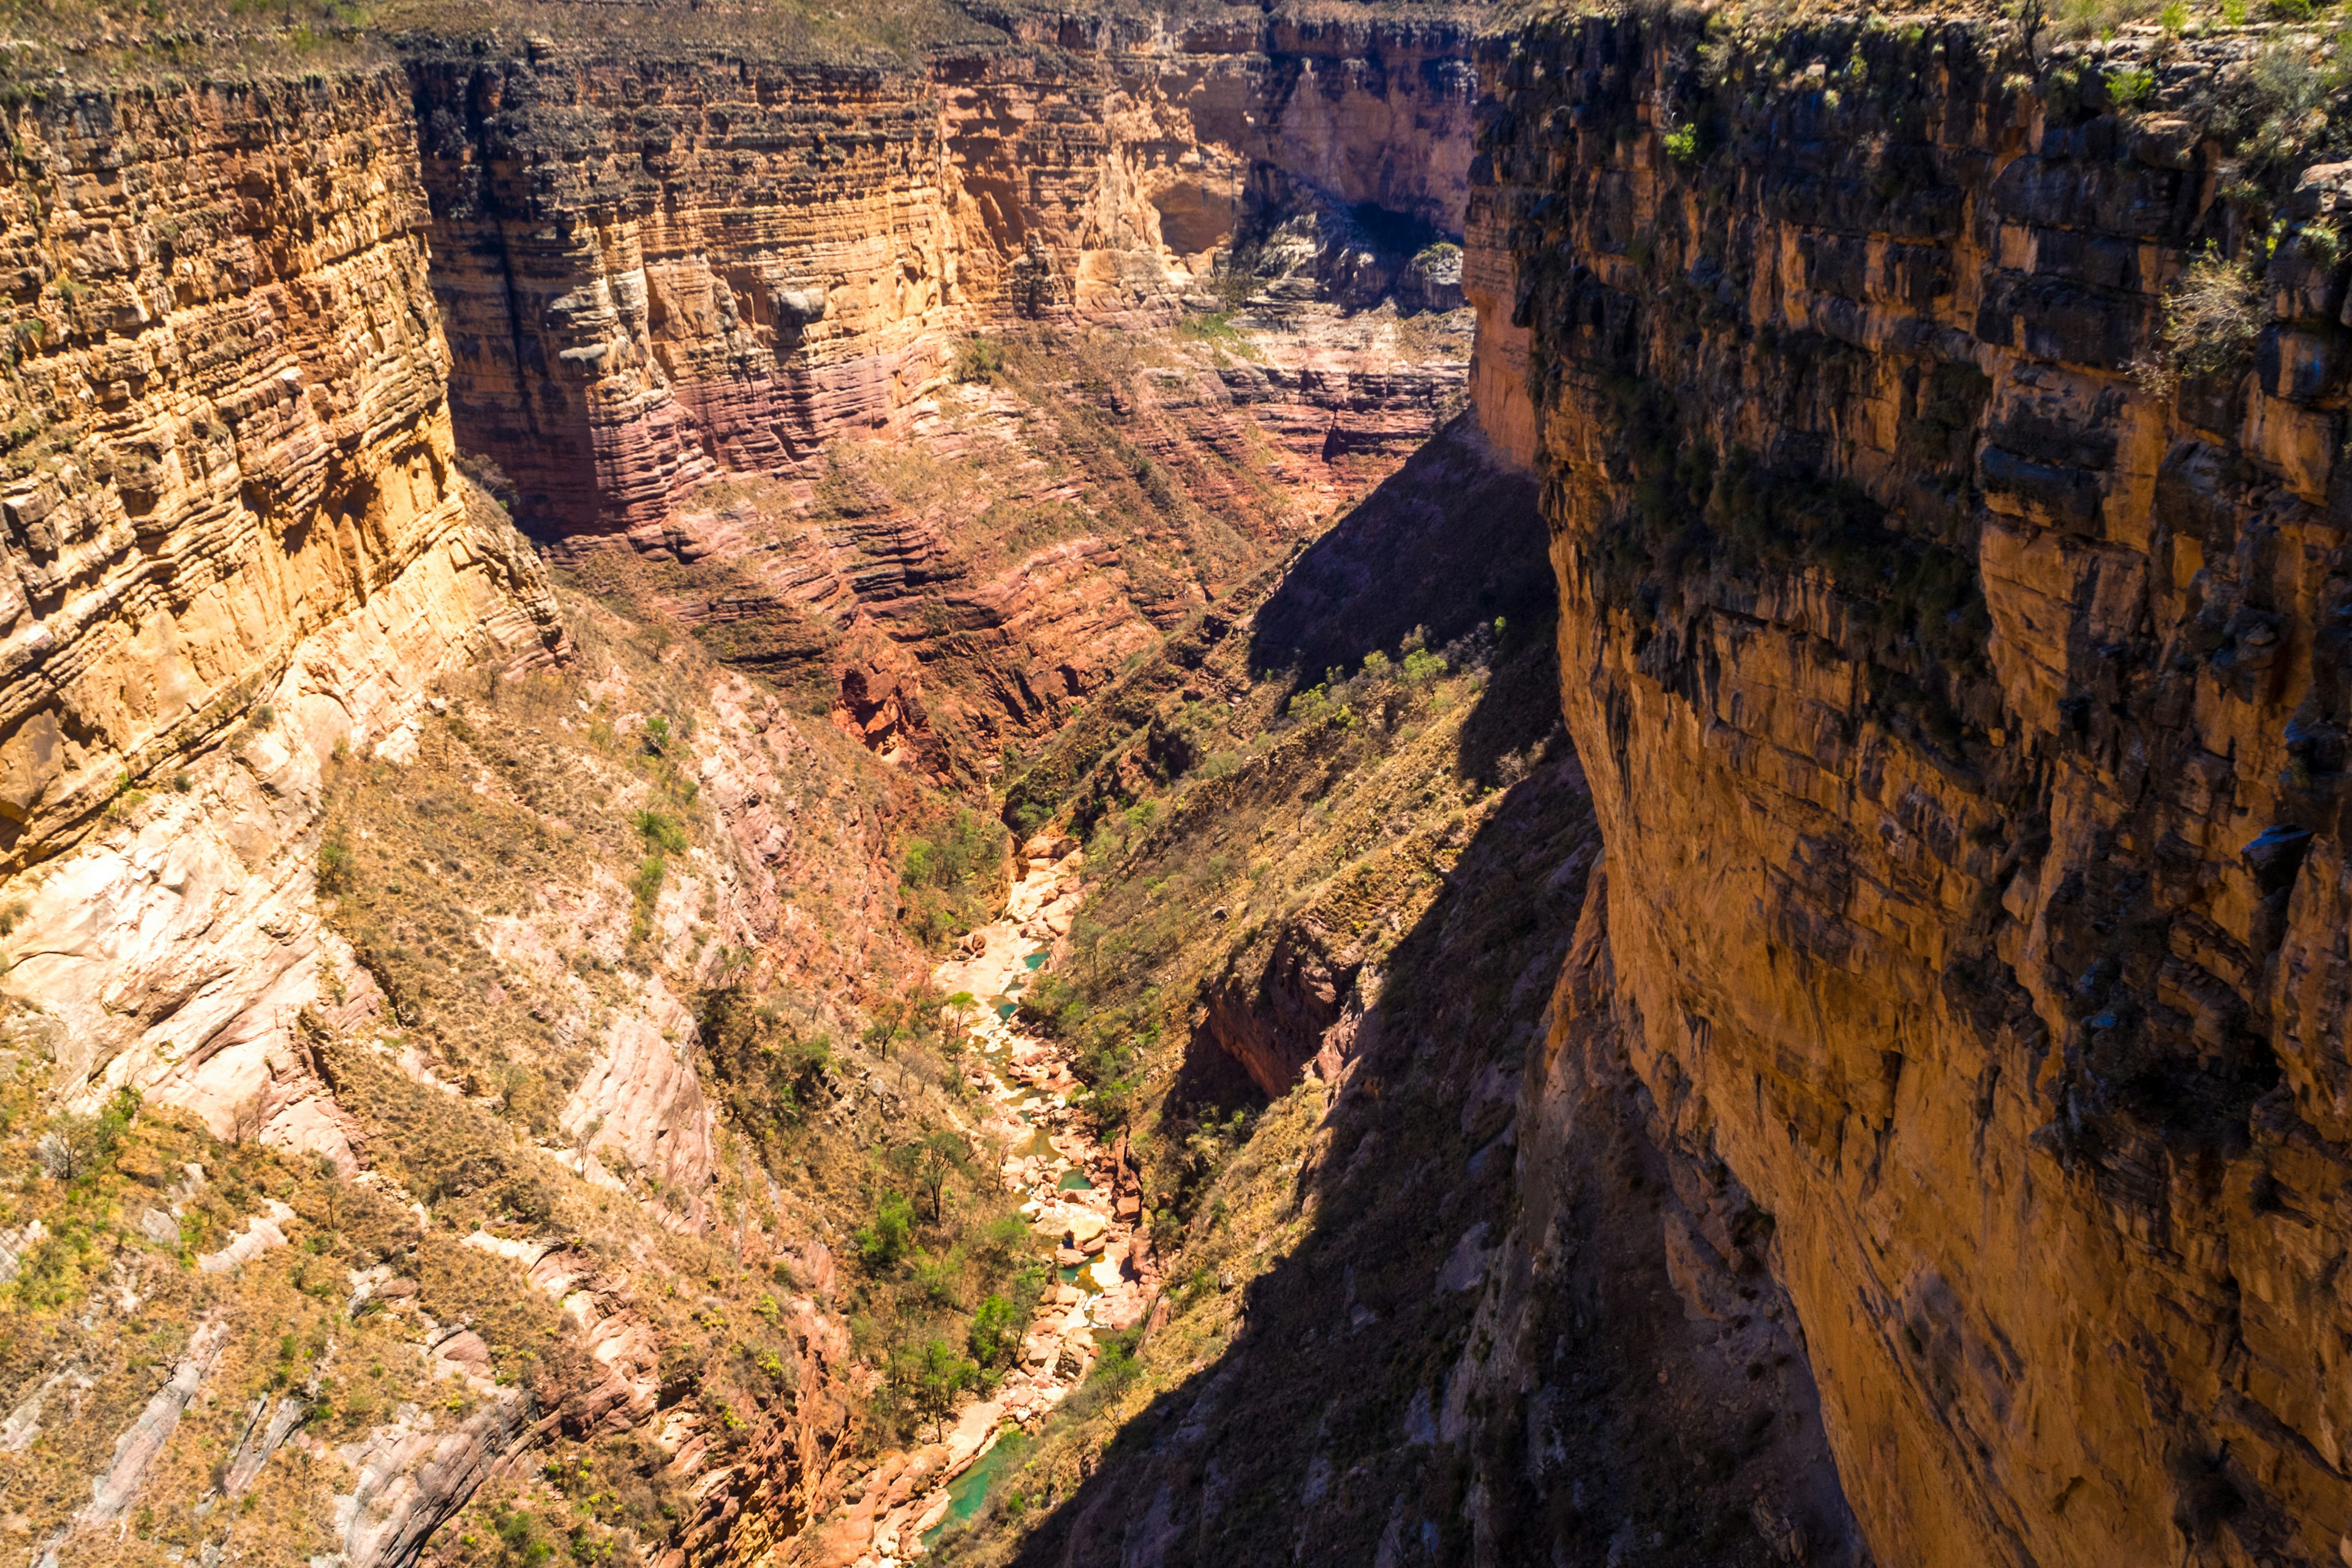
946, 415, 1862, 1567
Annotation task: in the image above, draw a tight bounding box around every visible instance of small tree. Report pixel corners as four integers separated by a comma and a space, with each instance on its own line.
861, 999, 908, 1069
968, 1293, 1020, 1368
228, 1086, 271, 1146
854, 1193, 914, 1271
905, 1337, 979, 1440
37, 1087, 138, 1182
940, 991, 977, 1049
315, 834, 355, 894
916, 1130, 970, 1224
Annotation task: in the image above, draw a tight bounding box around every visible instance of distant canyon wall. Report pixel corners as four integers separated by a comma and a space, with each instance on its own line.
404, 13, 1483, 540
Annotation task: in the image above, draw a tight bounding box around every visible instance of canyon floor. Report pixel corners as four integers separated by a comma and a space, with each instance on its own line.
807, 847, 1152, 1567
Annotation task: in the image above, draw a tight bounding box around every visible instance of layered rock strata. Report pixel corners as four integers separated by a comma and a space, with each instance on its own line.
0, 67, 558, 869
0, 66, 565, 1148
1479, 15, 2352, 1568
629, 307, 1472, 780
403, 11, 1485, 541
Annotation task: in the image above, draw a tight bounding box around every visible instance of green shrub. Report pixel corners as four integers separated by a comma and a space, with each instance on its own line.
902, 809, 1008, 949
911, 1250, 965, 1308
1015, 973, 1090, 1038
36, 1087, 138, 1183
629, 855, 667, 944
968, 1292, 1021, 1366
896, 1336, 980, 1439
954, 337, 1006, 383
856, 1193, 916, 1271
2165, 251, 2260, 378
492, 1509, 556, 1568
633, 810, 688, 854
1662, 121, 1701, 166
1177, 310, 1243, 344
317, 834, 355, 894
975, 1212, 1034, 1265
1054, 1325, 1143, 1425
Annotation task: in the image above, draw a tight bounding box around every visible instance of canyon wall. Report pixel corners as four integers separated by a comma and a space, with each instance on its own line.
404, 12, 1483, 542
0, 16, 1496, 1567
0, 65, 565, 1135
1477, 14, 2352, 1568
0, 66, 560, 870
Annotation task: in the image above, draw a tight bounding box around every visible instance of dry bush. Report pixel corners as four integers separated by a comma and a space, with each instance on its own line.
2165, 251, 2262, 379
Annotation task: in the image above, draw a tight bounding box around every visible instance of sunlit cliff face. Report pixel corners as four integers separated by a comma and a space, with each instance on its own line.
1479, 13, 2352, 1567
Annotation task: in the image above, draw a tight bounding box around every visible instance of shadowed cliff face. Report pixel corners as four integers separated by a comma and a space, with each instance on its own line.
1477, 13, 2352, 1568
919, 411, 1857, 1568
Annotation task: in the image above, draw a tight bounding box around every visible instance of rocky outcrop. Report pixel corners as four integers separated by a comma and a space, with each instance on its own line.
1479, 15, 2352, 1567
336, 1387, 537, 1568
557, 973, 717, 1219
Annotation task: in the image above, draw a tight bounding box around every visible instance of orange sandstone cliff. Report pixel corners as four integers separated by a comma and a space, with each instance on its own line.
1476, 13, 2352, 1568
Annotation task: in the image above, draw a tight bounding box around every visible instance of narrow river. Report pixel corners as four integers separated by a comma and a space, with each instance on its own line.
840, 838, 1153, 1565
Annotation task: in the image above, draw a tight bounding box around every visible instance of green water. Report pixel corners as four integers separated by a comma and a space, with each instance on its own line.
919, 1431, 1023, 1548
993, 1000, 1016, 1020
1057, 1170, 1092, 1191
1016, 1125, 1057, 1160
1058, 1264, 1079, 1284
1023, 951, 1047, 971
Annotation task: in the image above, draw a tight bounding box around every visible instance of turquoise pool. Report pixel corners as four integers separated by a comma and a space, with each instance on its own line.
919, 1430, 1025, 1548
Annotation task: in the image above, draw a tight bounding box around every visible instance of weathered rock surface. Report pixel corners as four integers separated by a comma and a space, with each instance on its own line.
0, 68, 565, 1161
404, 13, 1484, 540
1479, 15, 2352, 1567
0, 69, 560, 867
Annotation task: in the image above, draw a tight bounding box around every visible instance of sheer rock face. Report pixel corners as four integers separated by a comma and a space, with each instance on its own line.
1468, 15, 2352, 1568
0, 68, 558, 873
404, 15, 1482, 541
1477, 14, 2352, 1568
0, 67, 562, 1140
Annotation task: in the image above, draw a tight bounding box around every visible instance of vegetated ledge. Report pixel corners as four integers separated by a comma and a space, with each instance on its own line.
0, 0, 1521, 88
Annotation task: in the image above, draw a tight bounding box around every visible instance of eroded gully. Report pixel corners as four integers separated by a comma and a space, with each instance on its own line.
832, 836, 1155, 1566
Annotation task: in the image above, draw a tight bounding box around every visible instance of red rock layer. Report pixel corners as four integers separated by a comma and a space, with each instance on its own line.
404, 13, 1485, 541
